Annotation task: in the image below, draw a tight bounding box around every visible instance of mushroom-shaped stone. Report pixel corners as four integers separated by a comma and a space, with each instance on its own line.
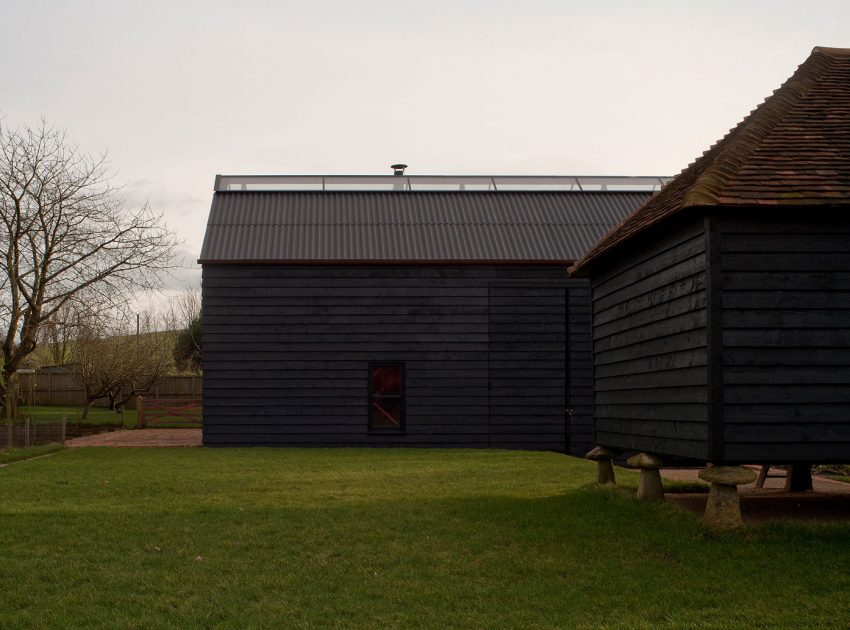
626, 452, 664, 501
586, 446, 617, 486
626, 452, 663, 470
698, 466, 757, 486
699, 465, 755, 530
585, 445, 617, 461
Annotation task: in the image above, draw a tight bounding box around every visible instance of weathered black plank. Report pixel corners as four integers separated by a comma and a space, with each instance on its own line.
723, 309, 850, 329
595, 366, 706, 391
594, 349, 707, 379
724, 423, 850, 443
596, 386, 708, 405
589, 217, 710, 459
722, 271, 850, 291
596, 418, 709, 440
488, 284, 568, 452
595, 403, 706, 422
594, 431, 708, 460
723, 290, 850, 310
724, 404, 850, 423
723, 442, 850, 463
204, 264, 588, 452
724, 385, 850, 405
723, 329, 850, 347
594, 330, 707, 365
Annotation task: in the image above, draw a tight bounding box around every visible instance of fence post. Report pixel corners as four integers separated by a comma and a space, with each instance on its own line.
25, 416, 30, 448
137, 396, 145, 429
61, 415, 67, 445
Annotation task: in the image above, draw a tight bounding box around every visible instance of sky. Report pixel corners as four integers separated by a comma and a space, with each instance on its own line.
2, 0, 848, 299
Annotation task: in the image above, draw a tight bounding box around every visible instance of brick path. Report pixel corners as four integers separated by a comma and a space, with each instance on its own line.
660, 465, 850, 523
65, 429, 202, 448
660, 465, 849, 494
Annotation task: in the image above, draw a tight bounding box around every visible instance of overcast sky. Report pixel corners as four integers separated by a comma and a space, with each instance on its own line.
2, 0, 848, 295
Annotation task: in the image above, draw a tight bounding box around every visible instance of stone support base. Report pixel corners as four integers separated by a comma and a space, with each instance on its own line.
585, 445, 617, 486
626, 452, 664, 501
698, 465, 757, 530
596, 459, 616, 485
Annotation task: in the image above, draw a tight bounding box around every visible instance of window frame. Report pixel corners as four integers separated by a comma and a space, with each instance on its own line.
368, 362, 406, 433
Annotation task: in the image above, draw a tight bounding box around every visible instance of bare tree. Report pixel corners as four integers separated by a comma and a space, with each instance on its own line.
72, 309, 174, 420
170, 286, 202, 373
39, 300, 80, 366
0, 119, 178, 413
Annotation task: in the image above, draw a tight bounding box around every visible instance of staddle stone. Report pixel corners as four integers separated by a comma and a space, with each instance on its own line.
626, 452, 664, 501
626, 452, 663, 470
698, 466, 757, 486
585, 445, 617, 461
700, 465, 754, 530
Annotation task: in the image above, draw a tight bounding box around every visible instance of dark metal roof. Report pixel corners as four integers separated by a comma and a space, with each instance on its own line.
199, 190, 653, 264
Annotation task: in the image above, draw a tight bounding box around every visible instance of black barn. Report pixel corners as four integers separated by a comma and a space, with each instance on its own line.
199, 175, 662, 452
571, 47, 850, 465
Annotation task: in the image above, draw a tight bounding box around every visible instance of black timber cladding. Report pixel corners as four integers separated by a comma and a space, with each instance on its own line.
199, 191, 652, 262
586, 210, 850, 464
589, 216, 710, 460
719, 214, 850, 463
203, 265, 595, 452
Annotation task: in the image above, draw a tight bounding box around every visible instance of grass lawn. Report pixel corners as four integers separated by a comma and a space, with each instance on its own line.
1, 449, 849, 628
0, 444, 64, 465
21, 405, 137, 427
16, 405, 199, 429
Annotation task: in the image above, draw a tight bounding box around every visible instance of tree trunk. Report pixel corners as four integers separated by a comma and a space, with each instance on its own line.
1, 366, 13, 422
1, 372, 19, 429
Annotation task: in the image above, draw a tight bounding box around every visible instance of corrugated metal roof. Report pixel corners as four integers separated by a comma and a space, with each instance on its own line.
199, 191, 652, 263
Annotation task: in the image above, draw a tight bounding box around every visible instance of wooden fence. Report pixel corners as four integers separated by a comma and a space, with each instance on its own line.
31, 373, 202, 409
0, 420, 122, 449
136, 397, 202, 428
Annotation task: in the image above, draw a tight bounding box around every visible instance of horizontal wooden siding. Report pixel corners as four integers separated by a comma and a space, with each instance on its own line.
203, 265, 591, 450
720, 217, 850, 462
591, 218, 710, 459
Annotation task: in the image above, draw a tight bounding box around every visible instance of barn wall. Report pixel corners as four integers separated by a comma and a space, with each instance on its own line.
590, 217, 710, 459
719, 215, 850, 462
202, 265, 593, 452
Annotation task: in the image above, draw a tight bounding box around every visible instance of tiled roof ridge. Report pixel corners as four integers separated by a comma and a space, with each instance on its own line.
683, 48, 837, 206
811, 45, 850, 57
570, 46, 850, 275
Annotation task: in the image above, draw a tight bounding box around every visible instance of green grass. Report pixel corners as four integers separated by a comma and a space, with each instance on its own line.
15, 405, 137, 427
827, 475, 850, 484
15, 405, 199, 429
0, 443, 63, 465
1, 449, 849, 629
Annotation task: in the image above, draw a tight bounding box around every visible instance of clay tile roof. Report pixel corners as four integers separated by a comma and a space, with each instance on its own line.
571, 46, 850, 275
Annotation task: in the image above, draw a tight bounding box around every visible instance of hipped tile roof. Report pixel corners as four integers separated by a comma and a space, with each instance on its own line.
571, 46, 850, 275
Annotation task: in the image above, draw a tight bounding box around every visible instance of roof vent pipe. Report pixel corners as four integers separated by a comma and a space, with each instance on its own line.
391, 163, 408, 176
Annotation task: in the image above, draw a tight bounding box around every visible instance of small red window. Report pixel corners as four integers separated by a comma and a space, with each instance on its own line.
369, 364, 404, 430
